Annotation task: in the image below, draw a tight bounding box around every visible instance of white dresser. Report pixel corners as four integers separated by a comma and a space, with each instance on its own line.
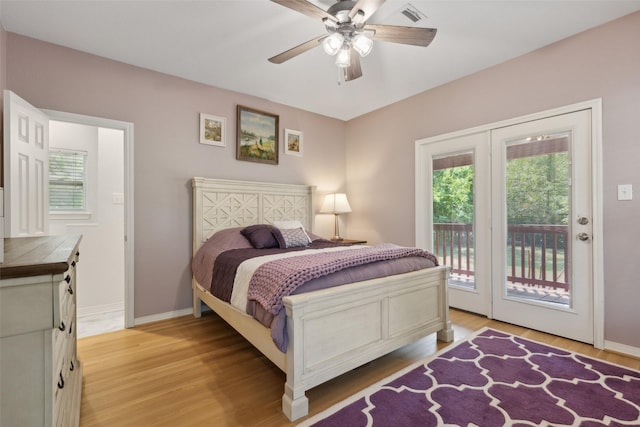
1, 235, 83, 427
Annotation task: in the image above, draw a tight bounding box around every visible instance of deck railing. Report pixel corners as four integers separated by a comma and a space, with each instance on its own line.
433, 223, 569, 290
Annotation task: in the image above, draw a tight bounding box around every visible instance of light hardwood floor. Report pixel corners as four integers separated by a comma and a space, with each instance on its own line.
77, 309, 640, 426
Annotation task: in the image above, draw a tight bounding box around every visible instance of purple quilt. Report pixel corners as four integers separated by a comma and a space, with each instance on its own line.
210, 240, 348, 302
200, 238, 438, 352
247, 243, 438, 315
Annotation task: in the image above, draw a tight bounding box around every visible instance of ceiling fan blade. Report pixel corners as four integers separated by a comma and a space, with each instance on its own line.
344, 49, 363, 82
268, 35, 327, 64
348, 0, 386, 21
270, 0, 335, 21
366, 24, 437, 47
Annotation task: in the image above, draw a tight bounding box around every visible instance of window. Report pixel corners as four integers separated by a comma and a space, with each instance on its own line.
49, 149, 87, 212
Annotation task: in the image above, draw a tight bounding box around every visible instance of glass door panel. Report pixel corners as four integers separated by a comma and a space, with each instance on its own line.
432, 152, 476, 290
505, 133, 571, 307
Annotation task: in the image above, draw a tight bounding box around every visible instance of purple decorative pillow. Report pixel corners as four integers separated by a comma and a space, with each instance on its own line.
241, 224, 281, 249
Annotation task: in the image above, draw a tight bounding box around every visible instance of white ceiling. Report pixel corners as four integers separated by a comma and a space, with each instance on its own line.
2, 0, 639, 120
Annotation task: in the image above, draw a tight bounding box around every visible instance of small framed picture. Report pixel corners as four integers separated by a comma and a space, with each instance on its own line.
199, 113, 226, 147
237, 105, 279, 165
284, 128, 303, 157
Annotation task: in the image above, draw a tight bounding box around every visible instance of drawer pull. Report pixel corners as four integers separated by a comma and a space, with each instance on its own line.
72, 260, 76, 267
76, 251, 80, 257
59, 321, 66, 332
69, 321, 73, 335
67, 285, 74, 295
65, 275, 71, 284
57, 373, 65, 389
70, 361, 75, 371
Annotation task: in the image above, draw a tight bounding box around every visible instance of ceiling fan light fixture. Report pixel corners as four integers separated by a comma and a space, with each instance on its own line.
335, 47, 351, 68
322, 33, 344, 56
352, 33, 373, 57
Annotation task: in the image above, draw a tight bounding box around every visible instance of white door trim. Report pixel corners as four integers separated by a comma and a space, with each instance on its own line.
43, 109, 135, 329
416, 98, 604, 349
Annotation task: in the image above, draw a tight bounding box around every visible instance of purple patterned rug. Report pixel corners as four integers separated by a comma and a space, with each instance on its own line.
299, 328, 640, 426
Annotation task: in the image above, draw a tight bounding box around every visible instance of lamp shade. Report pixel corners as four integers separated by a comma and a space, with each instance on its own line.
320, 193, 352, 214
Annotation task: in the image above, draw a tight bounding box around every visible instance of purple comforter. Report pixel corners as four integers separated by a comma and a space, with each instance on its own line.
248, 244, 438, 315
209, 242, 438, 352
210, 240, 348, 302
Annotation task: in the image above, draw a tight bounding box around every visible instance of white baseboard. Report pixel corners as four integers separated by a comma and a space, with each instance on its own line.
78, 301, 124, 318
134, 307, 194, 326
133, 304, 212, 326
604, 340, 640, 359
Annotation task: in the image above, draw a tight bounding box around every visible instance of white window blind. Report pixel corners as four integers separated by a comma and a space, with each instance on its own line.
49, 149, 87, 211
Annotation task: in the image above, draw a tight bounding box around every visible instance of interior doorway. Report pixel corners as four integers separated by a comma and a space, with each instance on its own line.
44, 109, 135, 331
48, 121, 126, 337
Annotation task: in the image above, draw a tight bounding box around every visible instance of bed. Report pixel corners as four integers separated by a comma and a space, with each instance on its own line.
191, 177, 453, 421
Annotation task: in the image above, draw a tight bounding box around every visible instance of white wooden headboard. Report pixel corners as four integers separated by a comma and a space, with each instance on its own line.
192, 177, 315, 253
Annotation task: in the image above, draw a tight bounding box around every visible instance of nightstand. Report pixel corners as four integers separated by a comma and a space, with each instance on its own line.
332, 239, 367, 245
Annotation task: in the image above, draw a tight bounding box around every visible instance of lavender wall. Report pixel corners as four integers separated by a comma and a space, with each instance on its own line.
346, 12, 640, 348
2, 33, 347, 318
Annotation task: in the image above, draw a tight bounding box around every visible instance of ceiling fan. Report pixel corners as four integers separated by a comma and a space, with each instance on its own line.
268, 0, 437, 82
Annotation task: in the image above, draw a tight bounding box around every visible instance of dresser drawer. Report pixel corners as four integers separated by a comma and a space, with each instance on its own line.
53, 322, 71, 370
53, 354, 67, 427
0, 278, 57, 337
55, 361, 82, 427
53, 353, 80, 427
54, 265, 77, 327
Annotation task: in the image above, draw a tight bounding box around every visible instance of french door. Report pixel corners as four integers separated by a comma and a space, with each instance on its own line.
420, 131, 492, 316
416, 104, 599, 344
491, 110, 593, 343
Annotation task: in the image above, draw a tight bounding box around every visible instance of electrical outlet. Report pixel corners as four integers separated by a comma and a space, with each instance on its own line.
617, 184, 633, 201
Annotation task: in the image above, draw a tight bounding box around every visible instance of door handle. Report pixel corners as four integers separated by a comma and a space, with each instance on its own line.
577, 232, 590, 241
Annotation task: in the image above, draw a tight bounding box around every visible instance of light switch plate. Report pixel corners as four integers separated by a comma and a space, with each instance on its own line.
112, 193, 125, 205
617, 184, 633, 201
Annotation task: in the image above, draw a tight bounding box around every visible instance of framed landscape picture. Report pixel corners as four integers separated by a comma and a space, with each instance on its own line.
284, 128, 303, 156
236, 105, 279, 165
199, 113, 226, 147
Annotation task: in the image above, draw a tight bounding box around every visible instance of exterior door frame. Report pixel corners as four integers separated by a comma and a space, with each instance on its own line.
416, 98, 604, 349
43, 109, 135, 329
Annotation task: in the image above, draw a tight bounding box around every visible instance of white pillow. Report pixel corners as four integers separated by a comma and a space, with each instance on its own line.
273, 220, 311, 243
280, 227, 311, 248
273, 220, 305, 229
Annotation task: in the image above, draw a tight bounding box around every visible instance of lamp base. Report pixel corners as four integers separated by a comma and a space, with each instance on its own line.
331, 214, 344, 242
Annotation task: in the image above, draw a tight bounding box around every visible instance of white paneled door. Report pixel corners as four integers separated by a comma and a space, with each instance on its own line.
3, 90, 50, 236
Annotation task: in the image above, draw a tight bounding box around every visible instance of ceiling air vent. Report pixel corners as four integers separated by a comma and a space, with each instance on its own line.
401, 5, 424, 23
385, 3, 428, 27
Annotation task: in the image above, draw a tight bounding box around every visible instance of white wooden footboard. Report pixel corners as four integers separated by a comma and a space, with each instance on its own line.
281, 265, 452, 421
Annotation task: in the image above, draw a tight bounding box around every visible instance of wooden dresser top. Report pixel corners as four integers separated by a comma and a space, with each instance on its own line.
1, 235, 82, 280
